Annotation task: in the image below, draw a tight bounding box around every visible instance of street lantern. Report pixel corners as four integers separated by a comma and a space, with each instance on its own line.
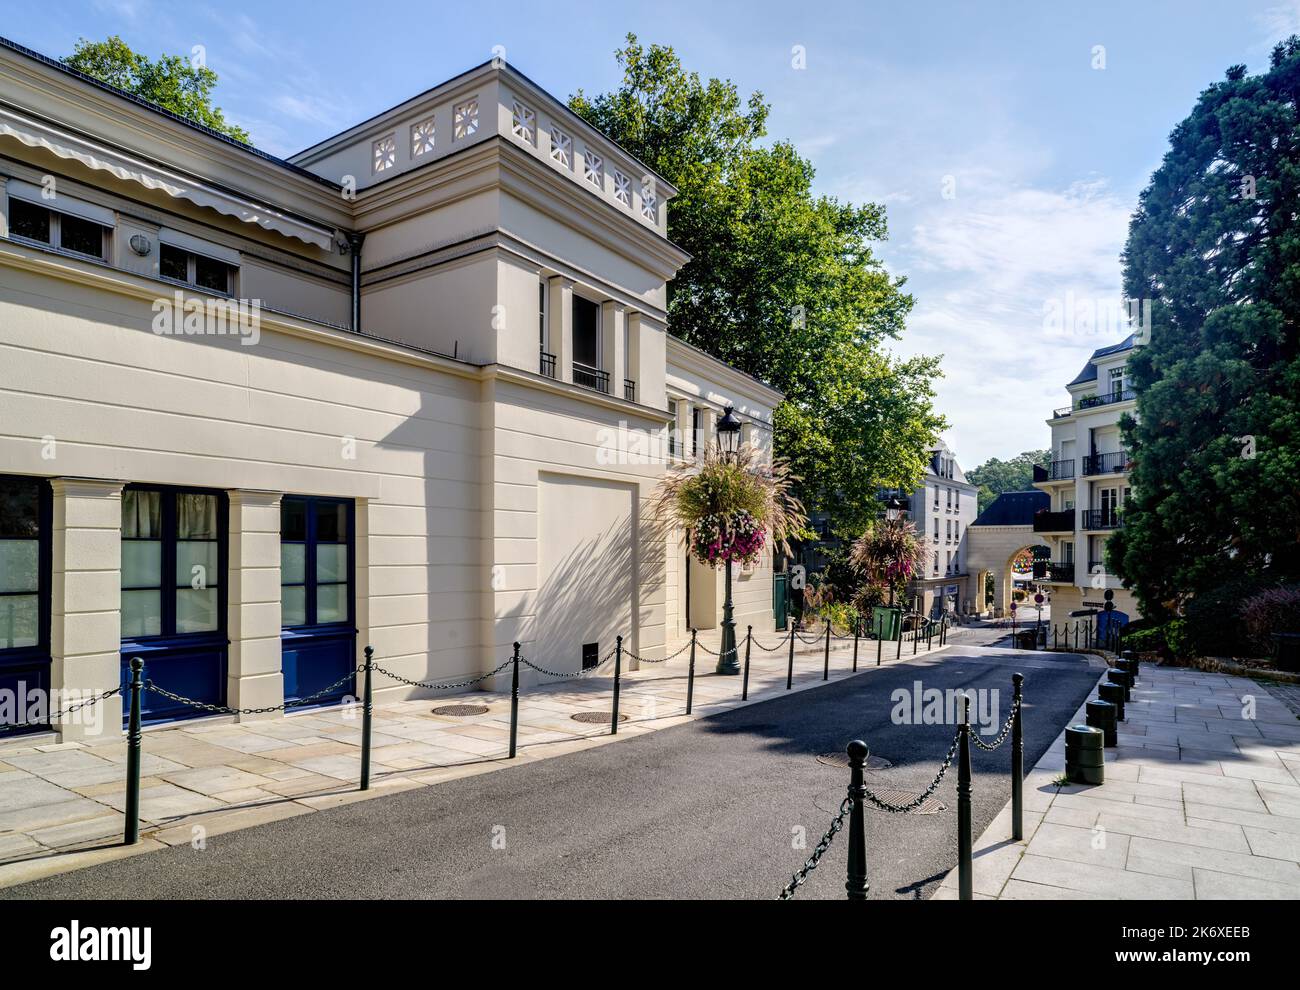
884, 495, 909, 521
714, 406, 744, 673
716, 405, 742, 459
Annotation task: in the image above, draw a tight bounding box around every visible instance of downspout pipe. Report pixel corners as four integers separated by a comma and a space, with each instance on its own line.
347, 231, 365, 332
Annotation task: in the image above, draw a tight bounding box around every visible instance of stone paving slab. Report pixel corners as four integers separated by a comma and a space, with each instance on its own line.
935, 662, 1300, 899
0, 624, 976, 887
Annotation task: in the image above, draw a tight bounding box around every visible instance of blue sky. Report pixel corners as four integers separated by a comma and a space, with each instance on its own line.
3, 0, 1298, 465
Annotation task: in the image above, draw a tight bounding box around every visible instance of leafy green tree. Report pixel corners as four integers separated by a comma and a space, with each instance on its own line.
1108, 39, 1300, 618
64, 36, 250, 143
966, 450, 1050, 514
571, 35, 946, 535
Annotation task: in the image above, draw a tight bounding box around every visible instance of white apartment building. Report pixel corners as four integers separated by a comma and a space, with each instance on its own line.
0, 37, 781, 741
904, 441, 978, 618
1031, 334, 1141, 629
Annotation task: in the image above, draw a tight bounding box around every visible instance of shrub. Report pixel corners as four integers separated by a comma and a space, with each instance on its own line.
1182, 576, 1268, 657
1124, 619, 1189, 658
1241, 586, 1300, 654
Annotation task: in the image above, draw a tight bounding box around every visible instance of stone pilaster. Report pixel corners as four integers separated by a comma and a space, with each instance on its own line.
49, 478, 125, 742
226, 490, 283, 718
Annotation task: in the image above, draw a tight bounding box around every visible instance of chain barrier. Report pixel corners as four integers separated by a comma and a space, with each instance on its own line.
622, 638, 694, 665
968, 697, 1020, 752
145, 666, 366, 716
694, 641, 739, 658
750, 631, 792, 652
860, 725, 961, 814
368, 658, 513, 693
777, 795, 852, 900
520, 642, 620, 679
0, 687, 122, 736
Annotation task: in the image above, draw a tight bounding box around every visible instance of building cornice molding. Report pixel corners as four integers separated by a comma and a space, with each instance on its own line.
665, 336, 784, 407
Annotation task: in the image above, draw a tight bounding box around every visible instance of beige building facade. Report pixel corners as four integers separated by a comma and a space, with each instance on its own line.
1031, 335, 1142, 629
0, 39, 781, 741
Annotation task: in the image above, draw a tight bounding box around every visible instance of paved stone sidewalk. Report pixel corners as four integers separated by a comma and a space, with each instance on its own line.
0, 624, 966, 888
934, 662, 1300, 899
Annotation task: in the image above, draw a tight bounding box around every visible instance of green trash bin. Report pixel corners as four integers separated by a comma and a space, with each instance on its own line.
872, 606, 902, 642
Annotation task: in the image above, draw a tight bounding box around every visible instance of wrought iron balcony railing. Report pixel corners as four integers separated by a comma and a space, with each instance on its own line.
624, 379, 636, 402
572, 361, 610, 394
1082, 450, 1130, 476
1052, 388, 1136, 418
539, 349, 556, 379
1032, 509, 1075, 533
1046, 562, 1075, 582
1047, 459, 1075, 481
1080, 509, 1123, 531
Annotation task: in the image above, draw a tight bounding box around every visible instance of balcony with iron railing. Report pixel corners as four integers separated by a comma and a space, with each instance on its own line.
1045, 562, 1076, 583
1081, 450, 1130, 476
624, 379, 636, 402
1080, 509, 1123, 531
572, 361, 610, 395
1047, 459, 1075, 482
1052, 388, 1136, 418
539, 349, 556, 379
1032, 509, 1075, 533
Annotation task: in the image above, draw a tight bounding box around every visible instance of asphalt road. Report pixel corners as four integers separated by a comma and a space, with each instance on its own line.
3, 644, 1100, 900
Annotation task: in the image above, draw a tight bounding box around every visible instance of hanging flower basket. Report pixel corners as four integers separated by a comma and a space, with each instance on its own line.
656, 440, 805, 570
691, 509, 767, 566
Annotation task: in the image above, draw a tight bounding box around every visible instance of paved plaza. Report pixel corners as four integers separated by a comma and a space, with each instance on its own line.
935, 663, 1300, 899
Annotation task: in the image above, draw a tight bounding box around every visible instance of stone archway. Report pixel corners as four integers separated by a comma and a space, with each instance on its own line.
965, 524, 1050, 618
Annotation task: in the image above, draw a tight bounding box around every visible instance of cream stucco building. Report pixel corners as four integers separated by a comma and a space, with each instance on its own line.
0, 37, 782, 741
1031, 335, 1141, 630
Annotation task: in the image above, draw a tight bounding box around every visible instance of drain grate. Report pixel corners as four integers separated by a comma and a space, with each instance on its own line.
816, 752, 893, 771
572, 711, 627, 724
866, 788, 945, 815
432, 704, 490, 717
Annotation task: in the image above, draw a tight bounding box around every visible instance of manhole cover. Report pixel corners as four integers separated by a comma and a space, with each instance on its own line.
432, 704, 490, 716
572, 711, 627, 724
816, 752, 893, 771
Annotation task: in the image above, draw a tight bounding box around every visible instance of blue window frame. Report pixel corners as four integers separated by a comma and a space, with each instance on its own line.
0, 476, 52, 736
280, 496, 355, 705
120, 485, 228, 724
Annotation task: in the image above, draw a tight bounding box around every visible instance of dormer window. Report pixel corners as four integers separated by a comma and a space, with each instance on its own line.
410, 117, 435, 157
511, 101, 536, 144
372, 134, 396, 173
583, 149, 603, 188
640, 180, 658, 221
454, 100, 479, 140
613, 169, 631, 206
550, 128, 572, 168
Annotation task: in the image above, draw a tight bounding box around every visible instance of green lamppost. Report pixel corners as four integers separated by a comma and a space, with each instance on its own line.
715, 406, 743, 674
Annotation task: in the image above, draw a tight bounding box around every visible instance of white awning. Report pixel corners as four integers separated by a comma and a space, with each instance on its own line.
0, 106, 335, 251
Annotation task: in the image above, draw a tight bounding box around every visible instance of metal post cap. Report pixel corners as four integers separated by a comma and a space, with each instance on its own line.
130, 656, 143, 672
846, 740, 869, 763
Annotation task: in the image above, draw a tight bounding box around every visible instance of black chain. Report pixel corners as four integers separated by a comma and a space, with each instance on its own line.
860, 725, 961, 814
778, 795, 853, 900
969, 697, 1020, 752
622, 639, 694, 665
750, 630, 793, 652
694, 642, 740, 658
369, 657, 513, 692
521, 642, 620, 679
0, 687, 122, 736
145, 666, 365, 715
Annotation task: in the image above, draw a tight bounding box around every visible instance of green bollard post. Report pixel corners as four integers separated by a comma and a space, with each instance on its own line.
611, 635, 623, 735
786, 627, 795, 690
823, 621, 831, 681
1012, 673, 1024, 840
508, 642, 520, 759
124, 657, 144, 845
845, 740, 869, 900
360, 645, 374, 790
686, 629, 697, 715
742, 626, 752, 700
958, 692, 973, 900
